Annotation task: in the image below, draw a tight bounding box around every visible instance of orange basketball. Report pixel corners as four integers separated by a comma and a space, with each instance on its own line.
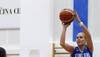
59, 8, 75, 24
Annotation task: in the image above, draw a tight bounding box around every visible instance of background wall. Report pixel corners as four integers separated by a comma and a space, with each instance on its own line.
1, 0, 100, 57
20, 0, 53, 57
1, 0, 99, 57
0, 0, 20, 57
20, 0, 100, 57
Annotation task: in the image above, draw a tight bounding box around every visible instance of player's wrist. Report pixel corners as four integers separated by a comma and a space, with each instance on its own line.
79, 22, 83, 26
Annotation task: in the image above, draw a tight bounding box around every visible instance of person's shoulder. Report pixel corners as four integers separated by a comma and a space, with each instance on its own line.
71, 46, 78, 55
72, 46, 78, 52
75, 46, 78, 49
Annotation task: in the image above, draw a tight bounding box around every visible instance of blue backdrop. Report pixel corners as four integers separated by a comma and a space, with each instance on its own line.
73, 0, 88, 41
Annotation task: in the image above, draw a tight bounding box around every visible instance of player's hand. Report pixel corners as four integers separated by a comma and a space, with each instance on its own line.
62, 23, 71, 29
74, 10, 81, 23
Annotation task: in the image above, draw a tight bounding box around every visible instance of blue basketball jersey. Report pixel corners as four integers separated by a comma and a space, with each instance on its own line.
71, 45, 92, 57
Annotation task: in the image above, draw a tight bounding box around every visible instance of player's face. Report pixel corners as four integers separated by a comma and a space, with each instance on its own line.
76, 33, 86, 46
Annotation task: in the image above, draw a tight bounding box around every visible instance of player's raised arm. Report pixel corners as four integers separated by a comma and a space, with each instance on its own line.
74, 10, 94, 53
60, 23, 75, 54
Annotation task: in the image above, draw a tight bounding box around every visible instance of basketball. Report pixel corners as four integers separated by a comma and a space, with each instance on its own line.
59, 8, 75, 24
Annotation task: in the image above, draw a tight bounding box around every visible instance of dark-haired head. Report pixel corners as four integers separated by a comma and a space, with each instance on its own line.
0, 47, 6, 57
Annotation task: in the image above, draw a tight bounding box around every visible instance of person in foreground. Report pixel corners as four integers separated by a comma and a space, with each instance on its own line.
0, 47, 6, 57
60, 10, 93, 57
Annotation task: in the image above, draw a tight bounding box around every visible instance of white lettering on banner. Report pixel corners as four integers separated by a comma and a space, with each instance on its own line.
84, 53, 90, 57
75, 53, 90, 57
0, 7, 21, 15
75, 53, 83, 57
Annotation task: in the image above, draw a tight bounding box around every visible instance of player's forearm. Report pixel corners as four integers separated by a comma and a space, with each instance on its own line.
81, 23, 91, 37
81, 23, 93, 53
60, 28, 66, 46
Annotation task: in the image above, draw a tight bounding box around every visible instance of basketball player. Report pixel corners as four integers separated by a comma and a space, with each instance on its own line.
0, 47, 6, 57
60, 10, 93, 57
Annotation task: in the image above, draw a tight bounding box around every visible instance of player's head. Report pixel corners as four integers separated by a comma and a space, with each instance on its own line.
0, 47, 6, 57
76, 32, 86, 46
